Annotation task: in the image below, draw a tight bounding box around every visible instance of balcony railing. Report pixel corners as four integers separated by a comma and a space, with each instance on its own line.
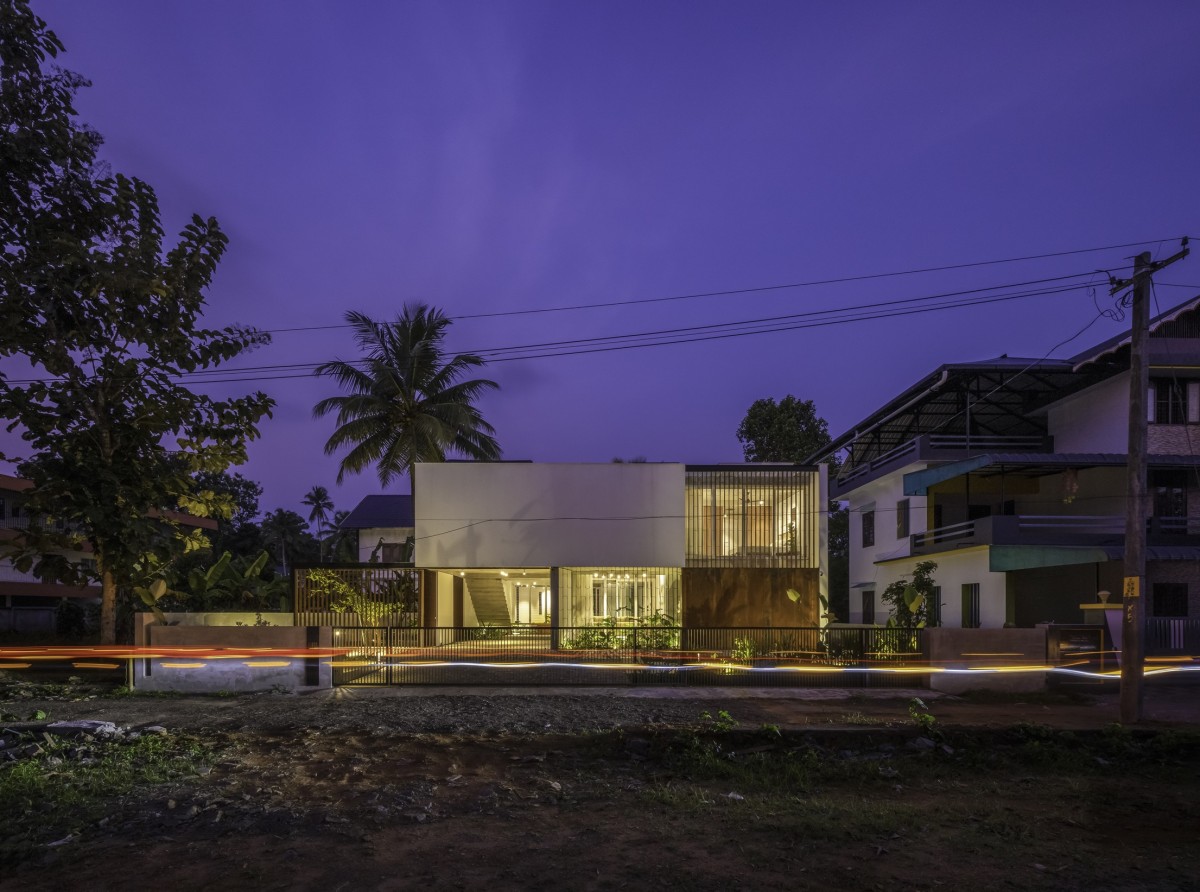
837, 433, 1050, 488
0, 515, 82, 533
910, 514, 1199, 554
0, 562, 40, 583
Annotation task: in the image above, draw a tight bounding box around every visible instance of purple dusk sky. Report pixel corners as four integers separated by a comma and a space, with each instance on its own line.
10, 1, 1200, 520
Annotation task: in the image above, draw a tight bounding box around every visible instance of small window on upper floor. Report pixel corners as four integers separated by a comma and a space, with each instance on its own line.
896, 499, 910, 539
1151, 378, 1197, 424
861, 510, 875, 548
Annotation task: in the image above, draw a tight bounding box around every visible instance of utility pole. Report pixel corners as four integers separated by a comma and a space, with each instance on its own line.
1110, 238, 1189, 724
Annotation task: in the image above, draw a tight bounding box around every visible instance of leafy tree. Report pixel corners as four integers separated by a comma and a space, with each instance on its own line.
195, 470, 263, 528
261, 508, 316, 576
306, 567, 417, 628
301, 484, 334, 559
324, 509, 358, 563
736, 396, 834, 465
736, 395, 848, 619
313, 305, 501, 491
0, 3, 273, 643
880, 560, 938, 631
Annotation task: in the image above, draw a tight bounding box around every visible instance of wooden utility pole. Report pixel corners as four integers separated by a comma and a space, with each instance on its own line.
1111, 239, 1189, 723
1119, 251, 1151, 725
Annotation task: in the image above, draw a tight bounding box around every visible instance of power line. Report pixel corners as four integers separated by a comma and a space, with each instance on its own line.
262, 238, 1174, 333
170, 280, 1103, 386
2, 272, 1108, 386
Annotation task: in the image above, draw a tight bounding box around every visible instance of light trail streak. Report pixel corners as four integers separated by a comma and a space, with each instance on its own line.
1, 646, 1196, 682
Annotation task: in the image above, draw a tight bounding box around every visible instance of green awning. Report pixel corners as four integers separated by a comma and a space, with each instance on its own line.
989, 545, 1111, 572
903, 455, 994, 495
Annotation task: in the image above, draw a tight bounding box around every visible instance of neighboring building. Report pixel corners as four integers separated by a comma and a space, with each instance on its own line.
339, 461, 827, 630
337, 494, 414, 563
0, 472, 218, 634
0, 474, 97, 633
810, 295, 1200, 630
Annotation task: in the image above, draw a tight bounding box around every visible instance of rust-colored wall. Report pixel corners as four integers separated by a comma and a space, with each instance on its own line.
682, 568, 820, 627
143, 624, 312, 649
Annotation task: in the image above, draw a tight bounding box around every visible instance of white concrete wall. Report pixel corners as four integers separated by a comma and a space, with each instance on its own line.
842, 464, 928, 623
1046, 372, 1129, 453
921, 547, 1007, 628
415, 463, 686, 568
132, 614, 332, 692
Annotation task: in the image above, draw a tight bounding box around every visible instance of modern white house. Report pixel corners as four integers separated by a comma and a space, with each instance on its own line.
331, 461, 828, 632
810, 295, 1200, 634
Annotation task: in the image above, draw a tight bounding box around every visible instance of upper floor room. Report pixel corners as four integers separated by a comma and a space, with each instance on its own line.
813, 294, 1200, 497
410, 461, 826, 571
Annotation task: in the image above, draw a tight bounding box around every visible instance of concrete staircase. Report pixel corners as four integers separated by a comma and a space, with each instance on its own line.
465, 574, 511, 626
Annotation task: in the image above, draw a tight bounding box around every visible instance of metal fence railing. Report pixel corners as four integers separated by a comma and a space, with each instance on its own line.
327, 625, 925, 688
1147, 617, 1200, 655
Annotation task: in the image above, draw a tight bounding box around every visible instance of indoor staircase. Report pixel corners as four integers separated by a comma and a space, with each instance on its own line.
465, 574, 512, 627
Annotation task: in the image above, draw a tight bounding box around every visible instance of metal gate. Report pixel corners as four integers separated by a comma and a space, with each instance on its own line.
326, 625, 926, 688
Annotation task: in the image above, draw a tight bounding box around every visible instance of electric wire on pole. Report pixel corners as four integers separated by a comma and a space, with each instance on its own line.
1109, 238, 1189, 724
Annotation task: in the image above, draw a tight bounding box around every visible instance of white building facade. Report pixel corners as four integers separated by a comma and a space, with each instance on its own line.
816, 295, 1200, 631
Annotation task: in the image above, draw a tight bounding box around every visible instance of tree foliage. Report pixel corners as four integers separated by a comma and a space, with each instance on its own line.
736, 396, 836, 466
302, 484, 334, 559
324, 509, 357, 563
880, 560, 938, 631
0, 2, 273, 642
260, 508, 317, 575
736, 395, 848, 619
314, 305, 501, 489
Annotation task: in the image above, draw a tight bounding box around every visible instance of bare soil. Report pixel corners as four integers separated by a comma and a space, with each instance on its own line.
3, 682, 1199, 891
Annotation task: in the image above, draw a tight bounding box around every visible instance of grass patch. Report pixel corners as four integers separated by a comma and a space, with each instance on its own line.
0, 729, 214, 864
954, 689, 1094, 706
835, 710, 891, 726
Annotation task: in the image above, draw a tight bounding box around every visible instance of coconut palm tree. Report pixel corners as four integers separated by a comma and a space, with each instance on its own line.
325, 509, 357, 563
302, 485, 334, 560
313, 305, 501, 489
260, 508, 311, 576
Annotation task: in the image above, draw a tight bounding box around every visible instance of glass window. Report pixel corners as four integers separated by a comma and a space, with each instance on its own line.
1153, 379, 1187, 424
896, 499, 909, 539
961, 584, 981, 628
558, 568, 681, 627
1152, 583, 1188, 617
861, 510, 875, 548
684, 468, 820, 568
1151, 470, 1188, 519
862, 590, 875, 625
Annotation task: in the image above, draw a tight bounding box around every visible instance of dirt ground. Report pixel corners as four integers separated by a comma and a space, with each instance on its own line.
3, 682, 1199, 891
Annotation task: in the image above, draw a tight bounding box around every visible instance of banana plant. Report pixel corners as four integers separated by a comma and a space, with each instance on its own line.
181, 550, 287, 611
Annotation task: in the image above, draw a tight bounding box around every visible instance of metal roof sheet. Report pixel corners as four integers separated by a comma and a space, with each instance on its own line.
339, 495, 414, 529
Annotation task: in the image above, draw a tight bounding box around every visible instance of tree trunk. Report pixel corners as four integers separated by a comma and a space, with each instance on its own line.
99, 563, 118, 645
